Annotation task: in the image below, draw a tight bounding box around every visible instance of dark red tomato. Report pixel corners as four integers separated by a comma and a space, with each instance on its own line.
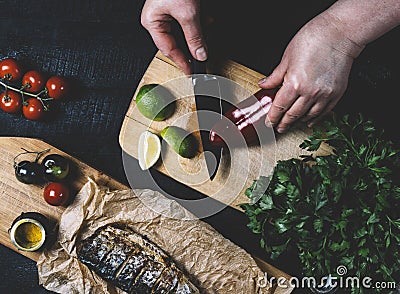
0, 90, 22, 113
22, 98, 45, 120
46, 76, 68, 99
0, 58, 22, 81
43, 182, 70, 206
22, 70, 45, 93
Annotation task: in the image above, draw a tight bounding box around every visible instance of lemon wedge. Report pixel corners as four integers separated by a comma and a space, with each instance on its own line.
138, 131, 161, 170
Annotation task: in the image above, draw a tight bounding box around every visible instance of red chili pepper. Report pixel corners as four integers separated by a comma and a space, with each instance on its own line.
210, 88, 277, 147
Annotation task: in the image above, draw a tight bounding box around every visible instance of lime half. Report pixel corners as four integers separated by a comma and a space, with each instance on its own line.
160, 126, 197, 158
136, 84, 175, 121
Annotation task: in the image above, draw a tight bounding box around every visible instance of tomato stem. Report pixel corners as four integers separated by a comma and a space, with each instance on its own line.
0, 79, 52, 109
36, 97, 49, 111
35, 88, 47, 98
0, 80, 36, 98
13, 148, 51, 167
19, 83, 29, 91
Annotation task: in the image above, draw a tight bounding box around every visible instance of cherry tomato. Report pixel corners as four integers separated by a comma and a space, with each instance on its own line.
46, 76, 68, 100
42, 154, 70, 181
22, 70, 45, 93
22, 98, 45, 120
0, 58, 22, 81
14, 160, 45, 184
43, 182, 70, 206
0, 90, 22, 113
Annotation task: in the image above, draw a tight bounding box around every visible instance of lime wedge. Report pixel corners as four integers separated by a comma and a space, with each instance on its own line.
138, 131, 161, 170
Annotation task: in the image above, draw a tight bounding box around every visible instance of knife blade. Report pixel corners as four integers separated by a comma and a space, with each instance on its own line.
191, 59, 223, 181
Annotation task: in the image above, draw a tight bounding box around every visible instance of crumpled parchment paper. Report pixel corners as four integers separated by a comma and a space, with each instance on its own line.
37, 178, 270, 294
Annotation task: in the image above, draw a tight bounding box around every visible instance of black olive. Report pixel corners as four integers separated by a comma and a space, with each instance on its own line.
14, 160, 45, 184
42, 154, 70, 182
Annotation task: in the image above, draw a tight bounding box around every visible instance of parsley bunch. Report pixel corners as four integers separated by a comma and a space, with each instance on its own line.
241, 114, 399, 292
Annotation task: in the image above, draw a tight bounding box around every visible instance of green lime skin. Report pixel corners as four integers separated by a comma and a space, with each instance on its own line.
160, 126, 197, 158
136, 84, 175, 121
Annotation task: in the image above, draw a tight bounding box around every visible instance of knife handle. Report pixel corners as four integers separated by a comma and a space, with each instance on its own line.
191, 58, 207, 75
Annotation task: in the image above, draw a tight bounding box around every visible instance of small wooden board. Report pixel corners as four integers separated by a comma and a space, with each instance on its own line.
0, 137, 125, 262
119, 51, 330, 210
0, 136, 294, 294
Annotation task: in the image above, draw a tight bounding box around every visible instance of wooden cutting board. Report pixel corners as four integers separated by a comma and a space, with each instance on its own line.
119, 51, 331, 211
0, 136, 294, 294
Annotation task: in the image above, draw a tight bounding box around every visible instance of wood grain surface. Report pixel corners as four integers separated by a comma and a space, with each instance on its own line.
119, 51, 331, 211
0, 136, 294, 294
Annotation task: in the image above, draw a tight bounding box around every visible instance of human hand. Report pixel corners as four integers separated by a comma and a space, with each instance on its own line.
141, 0, 207, 75
258, 13, 364, 133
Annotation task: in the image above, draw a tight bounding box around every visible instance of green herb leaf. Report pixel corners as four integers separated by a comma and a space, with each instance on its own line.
240, 113, 400, 289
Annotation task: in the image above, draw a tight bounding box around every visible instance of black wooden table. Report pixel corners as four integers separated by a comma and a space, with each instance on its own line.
1, 1, 398, 293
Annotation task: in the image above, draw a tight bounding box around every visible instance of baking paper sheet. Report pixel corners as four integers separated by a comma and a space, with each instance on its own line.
37, 178, 270, 293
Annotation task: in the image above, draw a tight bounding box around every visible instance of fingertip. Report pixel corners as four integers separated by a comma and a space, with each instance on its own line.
277, 127, 287, 134
195, 47, 208, 61
258, 77, 268, 86
265, 115, 274, 128
265, 121, 274, 129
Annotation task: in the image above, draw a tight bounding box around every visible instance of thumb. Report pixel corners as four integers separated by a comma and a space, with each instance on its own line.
258, 64, 285, 89
179, 17, 208, 61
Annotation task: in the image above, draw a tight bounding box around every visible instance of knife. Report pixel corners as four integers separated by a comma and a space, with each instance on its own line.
191, 59, 223, 181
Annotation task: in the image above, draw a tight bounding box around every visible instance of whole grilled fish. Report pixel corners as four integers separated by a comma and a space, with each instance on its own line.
77, 223, 200, 294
